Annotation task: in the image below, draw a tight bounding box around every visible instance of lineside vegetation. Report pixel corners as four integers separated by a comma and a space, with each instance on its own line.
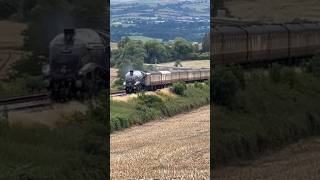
212, 58, 320, 167
0, 94, 108, 179
110, 82, 210, 133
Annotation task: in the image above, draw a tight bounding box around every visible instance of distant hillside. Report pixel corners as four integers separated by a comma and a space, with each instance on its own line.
225, 0, 320, 23
111, 0, 209, 42
111, 0, 203, 5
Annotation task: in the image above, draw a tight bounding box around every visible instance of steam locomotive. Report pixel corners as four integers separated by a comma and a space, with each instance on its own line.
123, 68, 210, 93
43, 28, 108, 101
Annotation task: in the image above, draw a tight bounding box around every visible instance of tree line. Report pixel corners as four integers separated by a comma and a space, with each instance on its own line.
111, 36, 209, 69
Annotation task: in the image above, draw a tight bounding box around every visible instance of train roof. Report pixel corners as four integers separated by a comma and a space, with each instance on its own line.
214, 26, 246, 35
301, 23, 320, 31
284, 23, 305, 32
50, 28, 103, 46
159, 71, 171, 74
243, 25, 268, 34
263, 24, 288, 33
147, 71, 162, 74
213, 23, 320, 35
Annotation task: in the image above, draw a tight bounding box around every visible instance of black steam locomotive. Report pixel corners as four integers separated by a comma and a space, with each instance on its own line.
43, 29, 108, 101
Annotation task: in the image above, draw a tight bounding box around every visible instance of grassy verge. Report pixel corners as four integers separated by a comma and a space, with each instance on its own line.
0, 97, 107, 179
110, 82, 210, 133
213, 64, 320, 166
0, 75, 46, 98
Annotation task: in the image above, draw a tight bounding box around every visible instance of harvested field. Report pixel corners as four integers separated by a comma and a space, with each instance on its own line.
226, 0, 320, 23
146, 60, 210, 69
0, 21, 26, 50
0, 21, 26, 78
111, 106, 210, 179
0, 50, 23, 79
110, 42, 118, 50
214, 137, 320, 180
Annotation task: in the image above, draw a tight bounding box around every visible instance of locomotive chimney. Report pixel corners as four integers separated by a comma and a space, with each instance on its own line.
64, 29, 75, 44
130, 70, 134, 76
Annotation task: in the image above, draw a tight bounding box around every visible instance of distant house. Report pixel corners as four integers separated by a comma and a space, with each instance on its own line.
111, 22, 122, 27
192, 42, 202, 50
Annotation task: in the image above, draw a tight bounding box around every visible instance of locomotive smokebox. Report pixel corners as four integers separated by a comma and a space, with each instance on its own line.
64, 29, 75, 44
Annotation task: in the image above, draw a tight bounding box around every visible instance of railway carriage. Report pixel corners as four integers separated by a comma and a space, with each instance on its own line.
187, 69, 201, 82
179, 70, 189, 82
200, 68, 210, 80
212, 22, 320, 65
302, 23, 320, 56
217, 26, 248, 64
171, 70, 181, 84
212, 27, 223, 64
267, 25, 289, 60
285, 24, 307, 58
124, 68, 210, 93
159, 71, 172, 85
244, 25, 269, 62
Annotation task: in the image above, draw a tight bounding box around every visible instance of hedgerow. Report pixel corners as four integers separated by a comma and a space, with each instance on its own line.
110, 82, 210, 133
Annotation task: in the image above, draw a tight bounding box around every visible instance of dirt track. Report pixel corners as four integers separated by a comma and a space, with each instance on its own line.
214, 137, 320, 180
111, 106, 210, 179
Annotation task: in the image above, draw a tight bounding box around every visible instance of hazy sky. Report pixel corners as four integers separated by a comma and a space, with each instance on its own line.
111, 0, 193, 4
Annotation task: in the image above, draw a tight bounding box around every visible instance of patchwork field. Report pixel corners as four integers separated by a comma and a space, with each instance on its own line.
145, 60, 210, 69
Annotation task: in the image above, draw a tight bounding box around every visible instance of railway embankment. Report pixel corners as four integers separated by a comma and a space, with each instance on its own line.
0, 97, 107, 179
212, 62, 320, 167
111, 82, 210, 133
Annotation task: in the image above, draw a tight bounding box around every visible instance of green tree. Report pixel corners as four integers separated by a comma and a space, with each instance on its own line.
144, 40, 168, 63
202, 32, 210, 52
21, 0, 37, 20
118, 37, 131, 49
174, 60, 182, 67
172, 37, 194, 60
171, 82, 186, 95
0, 0, 20, 19
113, 38, 146, 81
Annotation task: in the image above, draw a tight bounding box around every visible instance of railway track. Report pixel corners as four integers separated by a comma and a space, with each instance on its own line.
110, 90, 127, 97
0, 90, 126, 112
0, 92, 52, 111
0, 88, 128, 113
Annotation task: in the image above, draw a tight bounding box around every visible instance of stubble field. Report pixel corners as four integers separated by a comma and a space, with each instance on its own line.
111, 106, 210, 179
214, 137, 320, 180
